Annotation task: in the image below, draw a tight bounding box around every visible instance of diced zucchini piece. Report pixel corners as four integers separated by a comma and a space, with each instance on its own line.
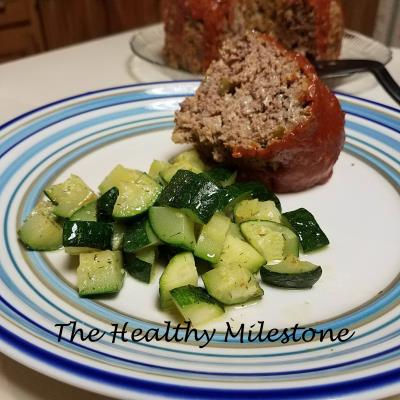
227, 222, 244, 239
221, 181, 281, 212
97, 187, 119, 222
194, 212, 231, 263
156, 170, 223, 224
44, 175, 97, 218
149, 206, 196, 251
282, 208, 329, 252
240, 220, 299, 263
123, 217, 160, 253
202, 265, 263, 305
148, 160, 171, 181
170, 149, 208, 171
215, 234, 265, 273
77, 250, 124, 296
111, 222, 126, 251
112, 173, 161, 219
124, 246, 156, 283
202, 168, 237, 188
159, 252, 198, 310
99, 165, 141, 194
160, 149, 209, 183
170, 285, 224, 326
63, 221, 113, 250
70, 201, 97, 221
65, 247, 99, 255
260, 255, 322, 288
234, 199, 281, 224
18, 201, 63, 250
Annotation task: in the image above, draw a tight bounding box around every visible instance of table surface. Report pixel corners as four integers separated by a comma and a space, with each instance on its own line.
0, 29, 399, 400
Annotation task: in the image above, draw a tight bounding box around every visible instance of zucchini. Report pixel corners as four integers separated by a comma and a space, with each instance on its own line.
123, 217, 160, 253
194, 212, 231, 263
202, 168, 237, 188
160, 149, 208, 183
112, 173, 161, 219
64, 247, 99, 255
234, 199, 281, 224
124, 246, 156, 283
202, 265, 264, 305
18, 201, 63, 251
221, 181, 281, 212
77, 250, 124, 296
260, 255, 322, 288
282, 208, 329, 252
148, 160, 171, 182
149, 206, 195, 251
63, 221, 113, 250
170, 149, 207, 170
227, 222, 244, 239
156, 170, 223, 224
170, 285, 224, 326
44, 175, 97, 218
240, 220, 299, 263
70, 201, 97, 222
97, 187, 119, 222
99, 165, 141, 194
111, 222, 126, 250
215, 234, 265, 273
159, 252, 198, 310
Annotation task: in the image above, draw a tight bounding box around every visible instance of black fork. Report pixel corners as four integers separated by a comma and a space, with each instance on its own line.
315, 59, 400, 106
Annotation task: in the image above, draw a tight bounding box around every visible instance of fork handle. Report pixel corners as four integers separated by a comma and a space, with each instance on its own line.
371, 66, 400, 106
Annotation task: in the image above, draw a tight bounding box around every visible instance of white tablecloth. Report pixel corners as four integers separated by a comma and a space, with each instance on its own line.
0, 29, 399, 400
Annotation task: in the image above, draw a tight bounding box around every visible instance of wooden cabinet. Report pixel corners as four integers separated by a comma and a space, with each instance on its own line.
0, 0, 44, 62
38, 0, 161, 50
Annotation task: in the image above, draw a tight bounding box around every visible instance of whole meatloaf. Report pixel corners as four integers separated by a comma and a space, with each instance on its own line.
172, 32, 345, 193
162, 0, 344, 74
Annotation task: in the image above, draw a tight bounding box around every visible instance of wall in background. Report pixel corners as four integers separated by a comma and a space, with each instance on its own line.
373, 0, 400, 47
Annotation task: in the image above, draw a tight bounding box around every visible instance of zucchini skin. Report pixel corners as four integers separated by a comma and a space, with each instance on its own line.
123, 217, 159, 253
124, 253, 152, 283
201, 168, 236, 188
97, 187, 119, 222
220, 181, 281, 212
283, 208, 329, 252
63, 221, 113, 250
260, 266, 322, 289
155, 170, 223, 224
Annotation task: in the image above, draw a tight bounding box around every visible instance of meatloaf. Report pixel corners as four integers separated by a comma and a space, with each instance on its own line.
172, 32, 345, 193
162, 0, 344, 74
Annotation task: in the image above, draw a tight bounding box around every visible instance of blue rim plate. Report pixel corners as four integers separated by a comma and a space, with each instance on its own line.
0, 81, 399, 399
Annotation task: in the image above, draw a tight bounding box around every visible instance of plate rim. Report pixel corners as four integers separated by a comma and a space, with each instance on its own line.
0, 81, 399, 400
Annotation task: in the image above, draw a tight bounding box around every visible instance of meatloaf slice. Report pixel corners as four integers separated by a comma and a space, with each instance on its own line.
172, 32, 345, 193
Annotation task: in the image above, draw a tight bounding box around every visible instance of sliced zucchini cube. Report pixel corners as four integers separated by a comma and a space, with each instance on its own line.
44, 175, 97, 218
77, 250, 125, 296
170, 285, 224, 326
202, 265, 264, 305
18, 201, 63, 251
159, 252, 198, 310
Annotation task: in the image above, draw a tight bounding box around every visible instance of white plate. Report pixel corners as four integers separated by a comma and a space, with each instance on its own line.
129, 24, 392, 81
0, 81, 399, 399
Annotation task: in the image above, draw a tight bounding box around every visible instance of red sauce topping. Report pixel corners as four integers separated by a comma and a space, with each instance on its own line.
308, 0, 332, 58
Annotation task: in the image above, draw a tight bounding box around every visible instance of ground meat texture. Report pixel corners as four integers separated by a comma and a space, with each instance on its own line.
161, 0, 344, 74
172, 32, 345, 193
